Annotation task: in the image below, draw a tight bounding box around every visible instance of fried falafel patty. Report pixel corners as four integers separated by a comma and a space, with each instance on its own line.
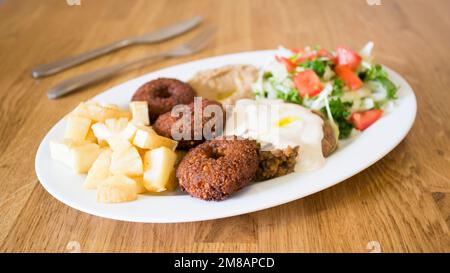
176, 137, 259, 201
256, 146, 300, 181
131, 78, 196, 122
153, 99, 226, 150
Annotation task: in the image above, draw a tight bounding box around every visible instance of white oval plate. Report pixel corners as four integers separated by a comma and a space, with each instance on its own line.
35, 50, 417, 223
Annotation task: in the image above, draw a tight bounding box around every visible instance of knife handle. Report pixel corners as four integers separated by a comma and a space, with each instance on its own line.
47, 53, 167, 99
31, 39, 135, 78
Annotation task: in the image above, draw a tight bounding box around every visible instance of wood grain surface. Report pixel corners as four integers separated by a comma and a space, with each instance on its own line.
0, 0, 449, 253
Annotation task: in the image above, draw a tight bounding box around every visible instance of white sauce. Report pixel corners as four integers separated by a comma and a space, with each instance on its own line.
224, 99, 325, 172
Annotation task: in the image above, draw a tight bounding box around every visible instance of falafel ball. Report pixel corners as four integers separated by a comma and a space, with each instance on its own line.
153, 98, 226, 150
131, 78, 196, 122
176, 136, 259, 201
256, 146, 300, 181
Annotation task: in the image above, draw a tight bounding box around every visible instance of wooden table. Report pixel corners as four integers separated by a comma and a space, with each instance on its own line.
1, 0, 449, 253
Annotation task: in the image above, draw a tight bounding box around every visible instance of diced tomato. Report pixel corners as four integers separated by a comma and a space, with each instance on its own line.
350, 109, 384, 131
317, 48, 335, 60
294, 51, 318, 64
294, 70, 324, 97
291, 48, 305, 54
294, 55, 307, 64
335, 65, 364, 90
293, 48, 334, 64
275, 55, 296, 72
335, 46, 362, 70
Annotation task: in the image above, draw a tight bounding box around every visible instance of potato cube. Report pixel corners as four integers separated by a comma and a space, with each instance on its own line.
91, 117, 129, 143
64, 115, 91, 141
49, 139, 101, 173
130, 101, 150, 126
129, 176, 147, 194
110, 145, 143, 176
143, 147, 177, 192
71, 101, 130, 122
97, 175, 138, 203
83, 149, 112, 189
133, 125, 177, 150
107, 136, 132, 152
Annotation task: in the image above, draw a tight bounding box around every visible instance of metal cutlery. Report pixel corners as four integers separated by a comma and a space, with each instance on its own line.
47, 26, 216, 99
32, 16, 203, 78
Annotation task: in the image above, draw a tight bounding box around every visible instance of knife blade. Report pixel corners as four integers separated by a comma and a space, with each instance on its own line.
134, 15, 203, 43
31, 16, 203, 78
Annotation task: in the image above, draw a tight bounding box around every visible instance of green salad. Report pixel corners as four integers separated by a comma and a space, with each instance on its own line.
252, 42, 398, 139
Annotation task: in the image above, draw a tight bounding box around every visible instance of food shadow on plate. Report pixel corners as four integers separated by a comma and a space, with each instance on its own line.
140, 187, 186, 196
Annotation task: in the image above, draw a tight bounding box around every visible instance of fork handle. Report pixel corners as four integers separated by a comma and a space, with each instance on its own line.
31, 39, 135, 78
47, 53, 167, 99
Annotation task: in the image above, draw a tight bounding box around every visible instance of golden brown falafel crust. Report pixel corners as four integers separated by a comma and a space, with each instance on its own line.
131, 78, 196, 122
256, 146, 299, 181
176, 136, 259, 201
153, 99, 226, 150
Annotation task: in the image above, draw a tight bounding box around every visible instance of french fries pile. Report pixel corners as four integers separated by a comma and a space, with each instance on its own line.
50, 101, 179, 203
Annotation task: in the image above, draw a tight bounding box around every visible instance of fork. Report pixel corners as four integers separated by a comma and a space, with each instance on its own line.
32, 16, 203, 78
47, 27, 216, 99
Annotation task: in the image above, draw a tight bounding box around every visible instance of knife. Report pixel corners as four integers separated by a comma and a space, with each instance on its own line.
31, 16, 203, 78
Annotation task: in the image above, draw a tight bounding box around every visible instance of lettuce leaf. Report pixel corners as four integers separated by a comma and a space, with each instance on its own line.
321, 98, 354, 139
299, 59, 333, 77
363, 64, 398, 99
